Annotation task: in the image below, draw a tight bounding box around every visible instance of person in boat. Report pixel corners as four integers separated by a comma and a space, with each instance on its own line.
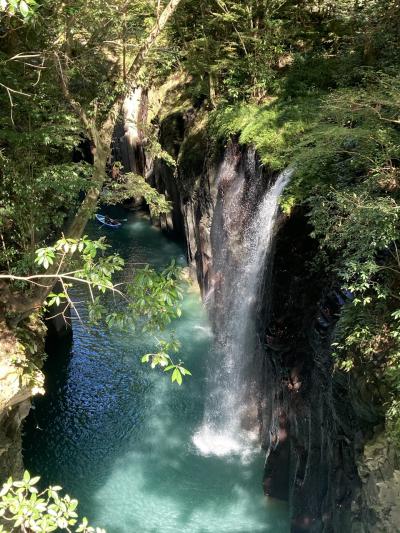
104, 215, 118, 225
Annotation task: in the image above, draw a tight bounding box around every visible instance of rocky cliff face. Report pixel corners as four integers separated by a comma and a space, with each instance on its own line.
0, 317, 46, 482
121, 99, 218, 295
0, 322, 28, 480
352, 435, 400, 532
257, 193, 400, 533
259, 208, 362, 532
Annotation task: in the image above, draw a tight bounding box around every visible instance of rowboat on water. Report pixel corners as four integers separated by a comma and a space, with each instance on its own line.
95, 214, 122, 228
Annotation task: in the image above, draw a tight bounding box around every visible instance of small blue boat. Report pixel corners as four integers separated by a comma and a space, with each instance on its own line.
95, 214, 122, 229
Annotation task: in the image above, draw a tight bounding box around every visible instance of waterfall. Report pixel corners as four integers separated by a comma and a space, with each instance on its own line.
193, 147, 293, 459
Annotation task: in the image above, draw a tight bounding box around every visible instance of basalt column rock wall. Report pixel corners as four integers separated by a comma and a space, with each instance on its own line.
147, 109, 220, 295
258, 207, 400, 533
145, 111, 362, 530
258, 208, 361, 532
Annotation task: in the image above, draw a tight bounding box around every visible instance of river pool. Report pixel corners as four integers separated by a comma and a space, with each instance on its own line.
24, 212, 289, 533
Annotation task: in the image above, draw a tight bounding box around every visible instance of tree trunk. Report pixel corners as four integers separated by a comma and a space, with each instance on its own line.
66, 139, 110, 238
126, 0, 183, 88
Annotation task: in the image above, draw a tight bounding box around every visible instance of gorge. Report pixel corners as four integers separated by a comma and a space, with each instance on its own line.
110, 92, 400, 530
1, 87, 399, 533
1, 1, 400, 532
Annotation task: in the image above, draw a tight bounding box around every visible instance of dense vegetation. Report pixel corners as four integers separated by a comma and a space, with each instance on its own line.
0, 0, 193, 387
1, 0, 400, 525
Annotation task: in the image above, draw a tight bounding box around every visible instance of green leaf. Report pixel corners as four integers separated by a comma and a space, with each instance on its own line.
171, 367, 182, 385
19, 0, 29, 16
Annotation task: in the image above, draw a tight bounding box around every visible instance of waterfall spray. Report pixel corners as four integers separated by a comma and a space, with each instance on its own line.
193, 156, 293, 459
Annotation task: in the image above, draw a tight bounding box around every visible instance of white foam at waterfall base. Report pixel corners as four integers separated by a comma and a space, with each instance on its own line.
192, 425, 259, 463
193, 164, 293, 460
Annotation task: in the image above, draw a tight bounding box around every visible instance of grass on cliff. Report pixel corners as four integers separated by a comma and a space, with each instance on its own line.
209, 96, 321, 170
209, 71, 400, 212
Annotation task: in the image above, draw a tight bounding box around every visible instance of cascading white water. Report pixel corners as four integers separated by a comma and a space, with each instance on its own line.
193, 150, 293, 460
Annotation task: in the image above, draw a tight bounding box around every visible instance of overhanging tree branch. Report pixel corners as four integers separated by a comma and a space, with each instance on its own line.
125, 0, 183, 90
54, 52, 94, 138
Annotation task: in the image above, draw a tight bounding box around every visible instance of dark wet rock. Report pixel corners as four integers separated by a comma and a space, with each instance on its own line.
351, 434, 400, 532
148, 109, 219, 295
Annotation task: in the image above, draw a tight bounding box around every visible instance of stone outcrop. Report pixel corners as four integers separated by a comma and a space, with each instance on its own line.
352, 434, 400, 532
0, 318, 46, 481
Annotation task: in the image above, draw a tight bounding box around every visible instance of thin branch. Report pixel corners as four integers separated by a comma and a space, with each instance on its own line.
5, 88, 14, 126
46, 302, 70, 321
14, 60, 46, 69
394, 242, 400, 269
376, 265, 400, 276
70, 301, 85, 327
0, 233, 11, 273
88, 282, 95, 303
54, 52, 94, 138
33, 66, 43, 87
125, 0, 183, 90
6, 52, 42, 61
55, 249, 67, 276
0, 82, 31, 126
0, 83, 32, 96
0, 273, 126, 298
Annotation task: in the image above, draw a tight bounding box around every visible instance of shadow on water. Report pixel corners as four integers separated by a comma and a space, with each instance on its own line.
23, 211, 289, 533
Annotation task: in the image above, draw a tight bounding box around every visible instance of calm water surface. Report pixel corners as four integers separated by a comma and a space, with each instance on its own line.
24, 212, 289, 533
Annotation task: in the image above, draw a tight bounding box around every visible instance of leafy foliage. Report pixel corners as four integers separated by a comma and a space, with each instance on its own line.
208, 97, 320, 171
0, 471, 104, 533
0, 0, 37, 19
294, 77, 400, 434
141, 337, 191, 385
32, 236, 188, 384
102, 171, 171, 216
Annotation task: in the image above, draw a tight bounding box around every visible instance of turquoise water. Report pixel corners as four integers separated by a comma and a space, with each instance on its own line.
24, 212, 289, 533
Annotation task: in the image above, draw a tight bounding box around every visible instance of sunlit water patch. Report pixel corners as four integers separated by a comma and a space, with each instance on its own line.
24, 211, 289, 533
